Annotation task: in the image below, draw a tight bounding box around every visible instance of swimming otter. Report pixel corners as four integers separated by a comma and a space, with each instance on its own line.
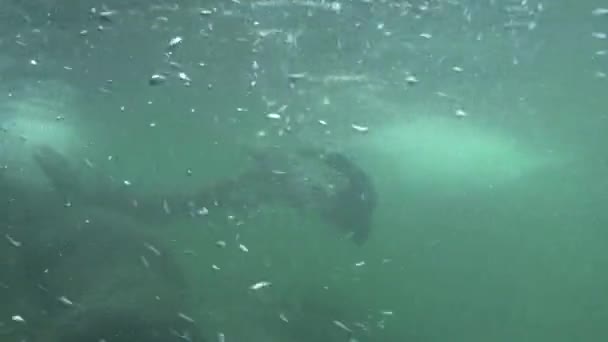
2, 155, 205, 342
1, 144, 375, 341
33, 145, 377, 244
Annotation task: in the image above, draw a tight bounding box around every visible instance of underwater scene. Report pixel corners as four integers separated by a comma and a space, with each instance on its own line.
1, 0, 608, 341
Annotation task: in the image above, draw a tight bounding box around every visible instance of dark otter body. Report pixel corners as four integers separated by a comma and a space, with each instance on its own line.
33, 145, 377, 244
321, 152, 377, 244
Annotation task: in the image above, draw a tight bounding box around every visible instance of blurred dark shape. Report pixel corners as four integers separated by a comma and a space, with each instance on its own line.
320, 151, 377, 244
11, 213, 202, 342
1, 148, 204, 341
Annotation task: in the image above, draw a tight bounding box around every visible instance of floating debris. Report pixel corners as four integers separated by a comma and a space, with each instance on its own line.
592, 8, 608, 16
168, 61, 183, 70
149, 74, 167, 86
5, 234, 21, 247
256, 28, 282, 38
217, 332, 225, 342
80, 157, 95, 169
98, 10, 118, 22
212, 264, 221, 271
177, 312, 195, 323
238, 244, 249, 252
57, 296, 74, 306
215, 240, 226, 248
322, 74, 367, 84
266, 113, 281, 120
592, 32, 607, 39
197, 207, 209, 216
144, 242, 162, 256
168, 36, 183, 49
178, 72, 191, 83
287, 72, 308, 85
170, 329, 193, 341
162, 199, 171, 215
249, 281, 272, 290
455, 109, 468, 118
11, 315, 25, 323
405, 75, 419, 85
354, 261, 366, 267
333, 320, 352, 332
140, 255, 150, 268
279, 312, 289, 322
351, 124, 369, 133
419, 32, 432, 39
252, 0, 341, 12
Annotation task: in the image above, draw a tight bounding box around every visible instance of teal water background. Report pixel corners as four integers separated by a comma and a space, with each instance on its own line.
1, 1, 608, 341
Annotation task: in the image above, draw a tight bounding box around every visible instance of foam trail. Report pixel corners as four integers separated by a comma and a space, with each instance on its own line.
1, 98, 83, 188
347, 116, 561, 190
